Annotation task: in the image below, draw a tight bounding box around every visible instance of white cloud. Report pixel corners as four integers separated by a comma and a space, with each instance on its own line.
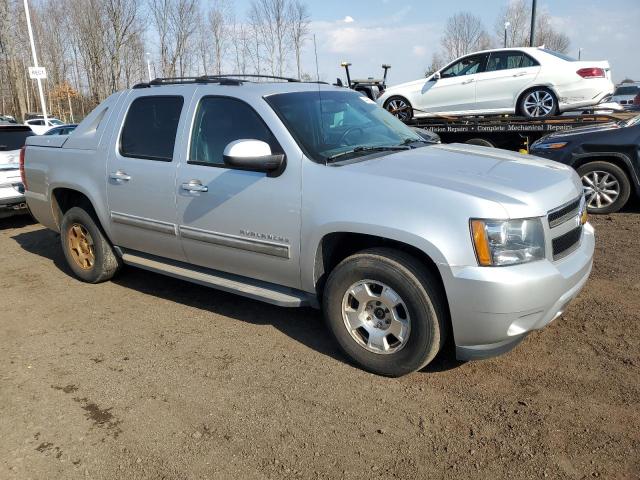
412, 46, 427, 57
343, 16, 354, 23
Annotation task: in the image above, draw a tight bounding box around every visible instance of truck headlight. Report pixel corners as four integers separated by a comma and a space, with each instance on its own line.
470, 218, 545, 266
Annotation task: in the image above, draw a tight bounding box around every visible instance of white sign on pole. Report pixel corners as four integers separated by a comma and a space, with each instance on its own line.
28, 66, 47, 79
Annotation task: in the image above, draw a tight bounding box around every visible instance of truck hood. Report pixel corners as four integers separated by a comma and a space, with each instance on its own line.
340, 144, 582, 217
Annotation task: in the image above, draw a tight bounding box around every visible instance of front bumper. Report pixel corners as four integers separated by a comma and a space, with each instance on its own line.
441, 223, 595, 361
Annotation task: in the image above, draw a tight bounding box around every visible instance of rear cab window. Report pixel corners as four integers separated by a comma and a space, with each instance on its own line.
119, 96, 184, 161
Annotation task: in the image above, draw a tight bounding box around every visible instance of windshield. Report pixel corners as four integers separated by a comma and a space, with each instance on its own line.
614, 86, 639, 95
266, 90, 424, 163
0, 129, 34, 151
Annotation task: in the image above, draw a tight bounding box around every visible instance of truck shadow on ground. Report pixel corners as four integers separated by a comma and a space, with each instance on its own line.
10, 224, 463, 374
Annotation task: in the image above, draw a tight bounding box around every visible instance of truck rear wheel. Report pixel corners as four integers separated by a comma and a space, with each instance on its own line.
60, 206, 121, 283
577, 161, 631, 214
323, 248, 447, 377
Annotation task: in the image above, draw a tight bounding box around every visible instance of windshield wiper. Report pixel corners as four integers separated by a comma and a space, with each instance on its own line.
326, 145, 411, 162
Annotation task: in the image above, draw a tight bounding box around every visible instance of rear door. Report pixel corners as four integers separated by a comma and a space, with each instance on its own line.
475, 51, 541, 112
106, 91, 190, 261
416, 53, 488, 114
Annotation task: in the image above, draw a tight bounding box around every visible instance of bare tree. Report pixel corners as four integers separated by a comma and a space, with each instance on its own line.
250, 0, 290, 77
208, 0, 231, 75
495, 0, 570, 53
440, 12, 492, 61
425, 52, 446, 77
287, 0, 310, 79
104, 0, 142, 91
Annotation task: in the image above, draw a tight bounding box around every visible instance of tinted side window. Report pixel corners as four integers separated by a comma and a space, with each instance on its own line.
441, 54, 487, 78
189, 97, 281, 166
486, 52, 539, 71
120, 96, 184, 161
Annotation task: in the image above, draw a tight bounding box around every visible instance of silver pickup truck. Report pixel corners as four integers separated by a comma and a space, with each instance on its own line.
23, 77, 594, 376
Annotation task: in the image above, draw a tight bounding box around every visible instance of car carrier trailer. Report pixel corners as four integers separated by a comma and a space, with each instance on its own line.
404, 112, 638, 152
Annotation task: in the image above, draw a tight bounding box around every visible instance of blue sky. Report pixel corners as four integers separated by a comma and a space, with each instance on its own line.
232, 0, 640, 85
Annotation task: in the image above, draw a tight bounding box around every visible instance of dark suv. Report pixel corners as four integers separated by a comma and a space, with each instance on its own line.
531, 115, 640, 214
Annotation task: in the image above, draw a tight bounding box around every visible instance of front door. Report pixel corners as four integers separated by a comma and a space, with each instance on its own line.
106, 92, 188, 261
417, 53, 488, 114
175, 93, 302, 289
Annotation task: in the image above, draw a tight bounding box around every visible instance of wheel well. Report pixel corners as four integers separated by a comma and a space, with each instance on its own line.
51, 188, 96, 228
516, 86, 557, 113
573, 155, 638, 190
383, 95, 411, 108
314, 232, 445, 297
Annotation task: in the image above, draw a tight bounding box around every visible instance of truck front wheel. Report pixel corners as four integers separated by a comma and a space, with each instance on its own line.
60, 206, 121, 283
323, 248, 447, 377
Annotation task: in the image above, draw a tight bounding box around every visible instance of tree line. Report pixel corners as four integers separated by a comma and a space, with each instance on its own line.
0, 0, 310, 122
426, 1, 571, 75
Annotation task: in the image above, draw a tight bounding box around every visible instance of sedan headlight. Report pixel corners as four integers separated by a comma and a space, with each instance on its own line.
470, 218, 545, 266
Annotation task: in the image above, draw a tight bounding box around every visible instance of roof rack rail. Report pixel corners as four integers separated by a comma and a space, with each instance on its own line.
131, 73, 310, 89
200, 74, 300, 83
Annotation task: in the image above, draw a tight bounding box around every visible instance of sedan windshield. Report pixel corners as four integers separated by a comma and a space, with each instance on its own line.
266, 90, 425, 163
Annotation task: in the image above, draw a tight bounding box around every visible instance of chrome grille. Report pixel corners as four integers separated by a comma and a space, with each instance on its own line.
547, 195, 584, 261
548, 197, 581, 228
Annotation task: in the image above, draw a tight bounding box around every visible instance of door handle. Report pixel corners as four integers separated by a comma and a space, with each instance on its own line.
181, 180, 208, 193
461, 78, 475, 85
109, 170, 131, 182
513, 72, 527, 77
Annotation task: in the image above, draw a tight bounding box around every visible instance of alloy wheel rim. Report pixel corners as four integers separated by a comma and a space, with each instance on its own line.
582, 171, 620, 209
387, 99, 411, 121
67, 223, 95, 270
341, 279, 411, 355
524, 90, 555, 117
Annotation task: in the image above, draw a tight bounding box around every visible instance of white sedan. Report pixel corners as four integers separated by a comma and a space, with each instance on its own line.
378, 47, 614, 120
24, 117, 65, 135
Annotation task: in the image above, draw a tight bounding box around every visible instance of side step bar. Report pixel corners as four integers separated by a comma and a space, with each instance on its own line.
119, 250, 317, 308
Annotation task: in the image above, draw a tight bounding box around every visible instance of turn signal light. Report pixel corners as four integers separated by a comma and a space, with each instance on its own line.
471, 220, 492, 266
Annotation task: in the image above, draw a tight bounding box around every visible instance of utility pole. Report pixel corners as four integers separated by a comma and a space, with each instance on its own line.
529, 0, 537, 47
578, 48, 583, 60
504, 22, 510, 48
23, 0, 47, 123
145, 52, 153, 82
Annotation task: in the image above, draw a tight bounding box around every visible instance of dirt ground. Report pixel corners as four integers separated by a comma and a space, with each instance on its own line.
0, 206, 638, 480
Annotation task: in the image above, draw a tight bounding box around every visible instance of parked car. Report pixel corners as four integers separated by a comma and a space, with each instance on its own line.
24, 117, 65, 135
0, 115, 17, 124
23, 77, 593, 376
378, 47, 614, 120
611, 83, 640, 108
629, 92, 640, 112
0, 125, 34, 218
44, 124, 78, 136
530, 114, 640, 214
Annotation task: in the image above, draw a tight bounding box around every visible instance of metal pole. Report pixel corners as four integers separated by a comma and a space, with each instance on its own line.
578, 48, 582, 60
504, 22, 510, 48
23, 0, 47, 123
529, 0, 537, 47
145, 53, 152, 82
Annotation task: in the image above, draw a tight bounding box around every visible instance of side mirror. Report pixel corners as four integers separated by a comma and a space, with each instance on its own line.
223, 139, 285, 175
432, 71, 441, 81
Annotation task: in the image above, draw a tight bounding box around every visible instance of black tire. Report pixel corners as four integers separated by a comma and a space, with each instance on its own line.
384, 96, 414, 122
323, 248, 447, 377
518, 87, 558, 118
60, 206, 121, 283
465, 138, 495, 148
576, 161, 631, 214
